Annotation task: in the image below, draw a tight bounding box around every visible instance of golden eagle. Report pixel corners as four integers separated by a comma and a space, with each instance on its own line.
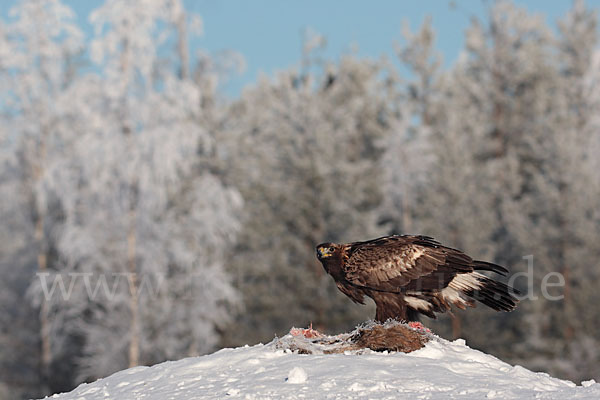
316, 235, 518, 322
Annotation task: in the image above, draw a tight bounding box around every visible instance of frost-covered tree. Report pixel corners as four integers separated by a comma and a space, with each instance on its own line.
428, 1, 560, 355
10, 0, 242, 385
382, 1, 560, 351
0, 0, 83, 395
380, 17, 440, 237
390, 1, 600, 384
0, 89, 44, 400
499, 0, 600, 381
219, 55, 396, 346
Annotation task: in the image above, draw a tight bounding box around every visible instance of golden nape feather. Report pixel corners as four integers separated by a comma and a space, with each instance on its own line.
315, 235, 519, 322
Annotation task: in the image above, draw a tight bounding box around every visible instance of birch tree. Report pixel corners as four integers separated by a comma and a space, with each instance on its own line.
0, 0, 83, 394
19, 0, 243, 383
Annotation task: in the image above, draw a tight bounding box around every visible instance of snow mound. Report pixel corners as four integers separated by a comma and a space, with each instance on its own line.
45, 330, 600, 399
286, 367, 308, 384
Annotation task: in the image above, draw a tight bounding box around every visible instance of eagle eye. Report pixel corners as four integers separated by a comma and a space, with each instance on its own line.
329, 246, 335, 252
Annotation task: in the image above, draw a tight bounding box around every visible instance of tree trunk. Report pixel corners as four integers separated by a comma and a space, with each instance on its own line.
118, 23, 140, 368
562, 264, 573, 340
127, 208, 140, 368
35, 216, 51, 380
33, 127, 51, 387
175, 9, 189, 80
558, 200, 573, 341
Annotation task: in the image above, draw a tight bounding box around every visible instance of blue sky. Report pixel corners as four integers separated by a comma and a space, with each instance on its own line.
2, 0, 598, 96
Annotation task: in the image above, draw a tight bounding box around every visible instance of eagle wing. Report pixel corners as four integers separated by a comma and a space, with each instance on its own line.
342, 235, 488, 293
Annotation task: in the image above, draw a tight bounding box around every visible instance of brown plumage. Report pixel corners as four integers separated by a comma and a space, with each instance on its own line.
315, 235, 519, 322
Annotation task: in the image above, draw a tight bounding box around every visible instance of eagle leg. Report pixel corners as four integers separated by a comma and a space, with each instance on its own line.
371, 292, 408, 322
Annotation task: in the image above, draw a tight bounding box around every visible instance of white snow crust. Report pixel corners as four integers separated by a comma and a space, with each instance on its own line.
45, 334, 600, 399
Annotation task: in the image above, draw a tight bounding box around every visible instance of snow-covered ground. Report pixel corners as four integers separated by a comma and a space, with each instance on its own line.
47, 331, 600, 399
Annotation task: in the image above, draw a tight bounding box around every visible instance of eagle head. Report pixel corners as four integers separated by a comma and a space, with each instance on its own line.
316, 243, 339, 259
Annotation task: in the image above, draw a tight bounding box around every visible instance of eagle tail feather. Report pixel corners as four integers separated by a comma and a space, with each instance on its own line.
440, 272, 519, 313
469, 274, 519, 312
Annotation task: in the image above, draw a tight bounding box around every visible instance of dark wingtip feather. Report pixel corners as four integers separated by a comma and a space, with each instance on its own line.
473, 260, 509, 276
470, 277, 520, 312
